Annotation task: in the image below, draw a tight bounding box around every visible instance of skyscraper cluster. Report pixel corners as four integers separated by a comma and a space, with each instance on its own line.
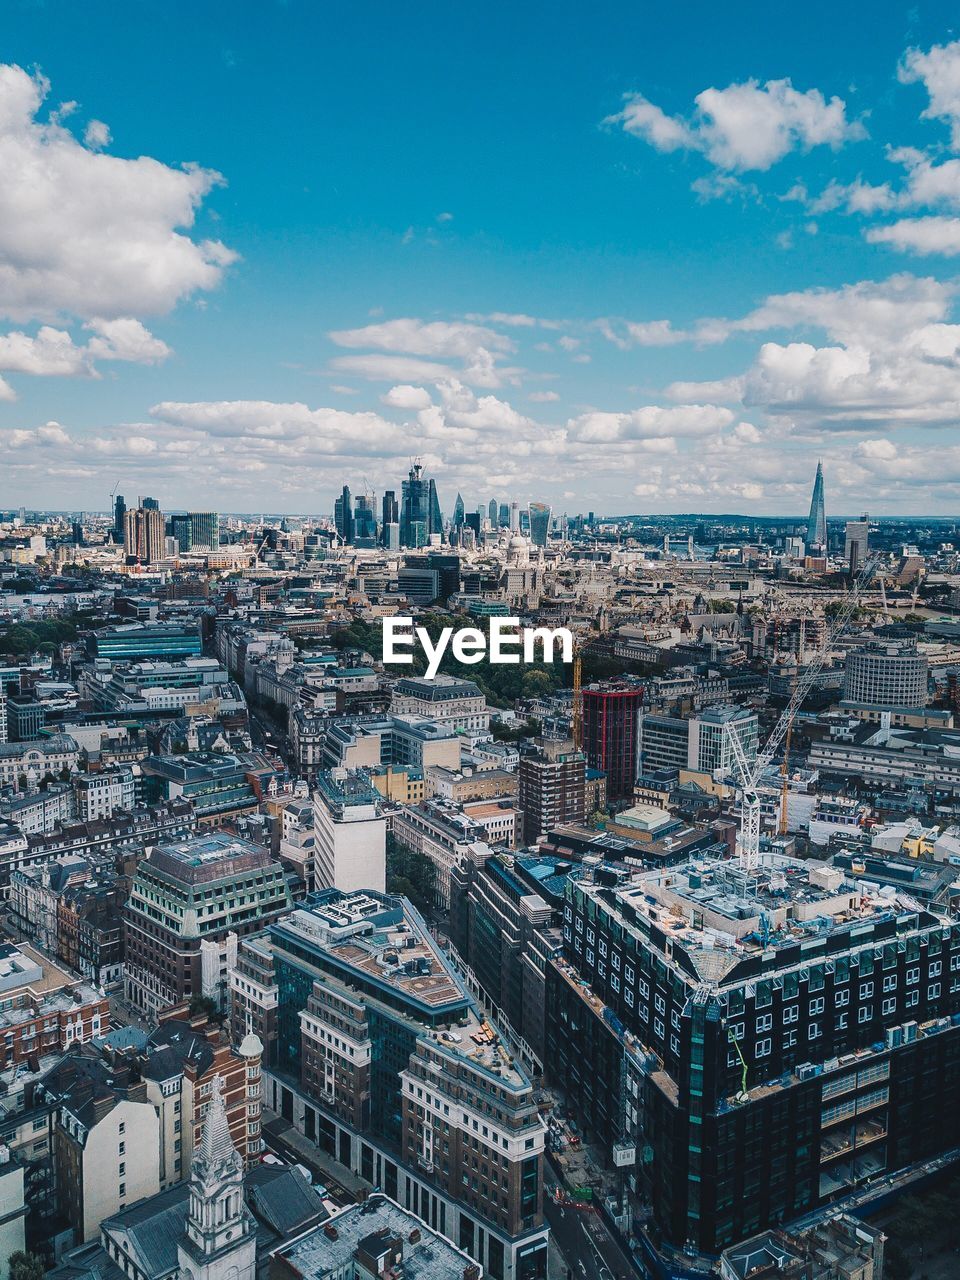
118, 498, 220, 563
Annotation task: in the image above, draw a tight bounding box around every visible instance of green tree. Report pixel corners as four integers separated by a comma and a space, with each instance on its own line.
9, 1252, 45, 1280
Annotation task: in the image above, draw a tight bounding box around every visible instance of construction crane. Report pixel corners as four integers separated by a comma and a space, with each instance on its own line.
571, 647, 583, 749
724, 554, 881, 875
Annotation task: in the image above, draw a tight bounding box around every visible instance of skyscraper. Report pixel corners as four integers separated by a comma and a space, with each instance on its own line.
582, 685, 644, 801
334, 484, 353, 544
488, 498, 498, 524
171, 513, 193, 552
354, 494, 377, 542
400, 462, 427, 546
453, 493, 465, 528
844, 512, 869, 575
124, 504, 165, 563
113, 494, 126, 543
427, 477, 443, 539
528, 502, 551, 548
498, 502, 509, 527
806, 460, 826, 548
142, 496, 160, 511
189, 511, 219, 550
382, 489, 398, 528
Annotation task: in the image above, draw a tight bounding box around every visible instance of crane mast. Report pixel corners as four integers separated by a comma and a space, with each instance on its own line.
726, 554, 881, 875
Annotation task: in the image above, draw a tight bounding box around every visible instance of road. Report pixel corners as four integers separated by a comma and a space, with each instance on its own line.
259, 1118, 358, 1206
544, 1176, 638, 1280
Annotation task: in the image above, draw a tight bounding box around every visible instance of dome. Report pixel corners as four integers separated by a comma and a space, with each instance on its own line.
239, 1031, 263, 1058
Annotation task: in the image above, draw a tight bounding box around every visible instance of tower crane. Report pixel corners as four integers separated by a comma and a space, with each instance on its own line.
723, 554, 881, 875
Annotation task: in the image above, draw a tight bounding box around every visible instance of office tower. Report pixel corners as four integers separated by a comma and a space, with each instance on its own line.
124, 504, 166, 564
844, 512, 869, 575
499, 502, 509, 527
400, 462, 429, 547
842, 638, 928, 708
518, 741, 586, 842
71, 521, 84, 546
113, 494, 126, 542
382, 489, 399, 530
453, 492, 465, 528
509, 501, 520, 532
528, 502, 551, 548
123, 831, 290, 1014
142, 496, 160, 511
235, 890, 548, 1279
353, 494, 377, 543
313, 771, 386, 893
464, 510, 481, 538
488, 498, 498, 524
427, 476, 443, 539
384, 522, 400, 550
582, 684, 645, 801
334, 485, 353, 544
806, 459, 826, 548
548, 855, 960, 1256
170, 513, 193, 553
189, 511, 219, 551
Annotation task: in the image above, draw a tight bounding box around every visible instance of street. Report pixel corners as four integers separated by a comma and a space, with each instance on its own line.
544, 1174, 638, 1280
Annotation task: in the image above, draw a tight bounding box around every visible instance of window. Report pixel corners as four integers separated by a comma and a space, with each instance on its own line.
930, 960, 943, 978
835, 989, 849, 1007
783, 1029, 798, 1048
882, 998, 896, 1015
906, 967, 920, 986
882, 974, 898, 993
859, 1005, 873, 1023
808, 1022, 821, 1041
809, 997, 825, 1015
836, 1013, 848, 1030
860, 982, 874, 999
783, 1005, 799, 1025
906, 990, 919, 1008
756, 1013, 773, 1032
755, 1038, 772, 1057
929, 982, 942, 999
118, 1141, 125, 1155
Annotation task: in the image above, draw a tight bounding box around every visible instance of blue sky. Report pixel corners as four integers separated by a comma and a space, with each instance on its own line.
3, 1, 960, 515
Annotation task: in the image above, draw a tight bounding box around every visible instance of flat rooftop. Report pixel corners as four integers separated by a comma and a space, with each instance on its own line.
276, 1194, 480, 1280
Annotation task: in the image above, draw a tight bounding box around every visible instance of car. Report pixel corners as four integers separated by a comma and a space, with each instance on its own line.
261, 1153, 285, 1166
294, 1162, 315, 1183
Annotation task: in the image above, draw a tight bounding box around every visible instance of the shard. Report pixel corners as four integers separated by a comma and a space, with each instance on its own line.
806, 459, 826, 548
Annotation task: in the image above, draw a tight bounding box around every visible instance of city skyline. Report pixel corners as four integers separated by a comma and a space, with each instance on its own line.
6, 4, 960, 515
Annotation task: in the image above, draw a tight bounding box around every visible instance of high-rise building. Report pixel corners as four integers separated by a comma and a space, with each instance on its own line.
453, 492, 465, 528
842, 638, 928, 709
381, 489, 398, 530
806, 460, 827, 548
427, 476, 443, 539
582, 684, 645, 801
353, 494, 377, 543
400, 462, 428, 547
499, 502, 510, 527
142, 496, 160, 511
234, 889, 549, 1280
312, 770, 386, 894
518, 740, 586, 843
528, 502, 551, 548
189, 511, 219, 551
488, 498, 498, 524
113, 494, 126, 542
844, 512, 869, 575
170, 513, 193, 553
334, 485, 353, 544
509, 501, 520, 531
548, 853, 960, 1256
124, 504, 165, 564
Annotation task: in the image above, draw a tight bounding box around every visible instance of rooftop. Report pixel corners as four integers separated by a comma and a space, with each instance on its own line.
275, 1194, 481, 1280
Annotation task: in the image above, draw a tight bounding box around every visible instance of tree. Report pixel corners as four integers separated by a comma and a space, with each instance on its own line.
10, 1253, 45, 1280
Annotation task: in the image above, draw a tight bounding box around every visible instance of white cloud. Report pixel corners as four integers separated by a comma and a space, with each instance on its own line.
381, 384, 433, 410
528, 390, 560, 402
900, 40, 960, 149
866, 216, 960, 255
608, 77, 863, 172
329, 318, 513, 358
0, 63, 235, 323
567, 403, 734, 444
0, 326, 92, 376
329, 354, 460, 384
84, 317, 172, 364
83, 119, 110, 149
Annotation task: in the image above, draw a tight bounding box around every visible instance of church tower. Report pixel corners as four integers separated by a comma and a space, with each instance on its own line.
177, 1076, 256, 1280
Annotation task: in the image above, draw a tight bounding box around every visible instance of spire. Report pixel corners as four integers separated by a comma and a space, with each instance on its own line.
198, 1075, 235, 1169
806, 459, 826, 549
